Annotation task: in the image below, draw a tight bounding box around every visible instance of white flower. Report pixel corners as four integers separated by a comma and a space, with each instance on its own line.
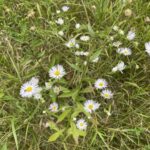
55, 18, 64, 25
20, 77, 42, 99
73, 117, 77, 121
101, 89, 113, 99
34, 93, 42, 100
83, 61, 87, 66
65, 38, 76, 48
53, 86, 61, 95
94, 79, 108, 89
76, 119, 87, 130
84, 100, 100, 113
80, 35, 90, 41
49, 64, 66, 79
45, 82, 52, 90
62, 6, 69, 12
117, 48, 132, 56
112, 61, 126, 73
113, 26, 119, 31
145, 42, 150, 56
58, 31, 64, 36
92, 57, 100, 63
75, 23, 80, 29
49, 102, 58, 112
75, 51, 89, 56
112, 41, 122, 47
56, 10, 61, 14
118, 29, 124, 35
127, 31, 135, 40
75, 43, 80, 49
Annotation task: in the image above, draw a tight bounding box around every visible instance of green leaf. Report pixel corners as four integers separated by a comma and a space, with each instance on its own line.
66, 61, 82, 72
89, 50, 101, 61
48, 121, 59, 131
11, 118, 19, 150
57, 109, 71, 123
1, 143, 7, 150
80, 86, 94, 93
48, 130, 64, 142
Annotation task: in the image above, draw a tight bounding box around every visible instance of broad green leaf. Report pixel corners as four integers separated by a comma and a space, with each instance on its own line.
48, 121, 59, 131
66, 61, 82, 72
48, 130, 64, 142
57, 109, 71, 123
89, 50, 101, 61
80, 86, 94, 93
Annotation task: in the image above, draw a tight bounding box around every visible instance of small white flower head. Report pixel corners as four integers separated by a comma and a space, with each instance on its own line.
53, 86, 61, 95
65, 38, 76, 48
127, 31, 135, 40
80, 35, 90, 41
145, 42, 150, 56
49, 102, 58, 112
92, 57, 100, 63
55, 18, 64, 25
62, 6, 69, 12
58, 31, 64, 36
75, 23, 80, 29
56, 10, 61, 14
75, 43, 80, 49
49, 64, 66, 79
45, 82, 52, 90
113, 25, 119, 31
34, 93, 42, 100
94, 79, 108, 89
76, 119, 87, 130
84, 100, 100, 113
101, 89, 113, 99
112, 41, 122, 47
117, 48, 132, 56
83, 61, 87, 66
20, 77, 42, 99
75, 51, 81, 56
62, 107, 66, 111
110, 36, 114, 41
73, 117, 77, 121
118, 29, 124, 35
83, 52, 89, 56
112, 61, 126, 73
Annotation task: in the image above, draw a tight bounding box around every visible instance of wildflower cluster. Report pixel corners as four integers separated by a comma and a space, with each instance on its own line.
19, 3, 150, 144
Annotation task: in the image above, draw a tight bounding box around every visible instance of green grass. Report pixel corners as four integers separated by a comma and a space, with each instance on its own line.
0, 0, 150, 149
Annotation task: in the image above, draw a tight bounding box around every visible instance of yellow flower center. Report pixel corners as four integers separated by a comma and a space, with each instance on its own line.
52, 106, 56, 111
80, 123, 84, 127
25, 86, 33, 92
124, 50, 128, 54
104, 93, 109, 98
54, 70, 60, 76
88, 104, 94, 110
99, 82, 104, 87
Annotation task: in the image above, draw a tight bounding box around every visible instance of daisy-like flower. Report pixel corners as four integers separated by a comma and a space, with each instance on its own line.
20, 77, 42, 99
49, 64, 66, 79
94, 79, 108, 89
84, 100, 100, 113
76, 119, 87, 130
101, 89, 113, 99
112, 61, 126, 73
75, 51, 89, 56
58, 31, 64, 36
117, 47, 132, 56
55, 18, 64, 25
127, 31, 135, 40
145, 42, 150, 56
80, 35, 90, 41
62, 6, 69, 12
75, 23, 80, 29
75, 43, 80, 49
65, 38, 76, 48
49, 102, 58, 112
